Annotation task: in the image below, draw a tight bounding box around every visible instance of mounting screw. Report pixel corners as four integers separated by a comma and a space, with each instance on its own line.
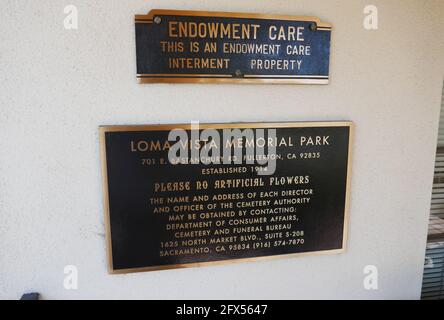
309, 22, 317, 31
235, 69, 243, 77
154, 16, 161, 24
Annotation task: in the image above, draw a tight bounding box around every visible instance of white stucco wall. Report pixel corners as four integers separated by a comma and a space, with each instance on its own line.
1, 0, 443, 299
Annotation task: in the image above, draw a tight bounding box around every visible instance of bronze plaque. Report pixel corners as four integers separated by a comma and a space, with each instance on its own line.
135, 9, 332, 84
100, 122, 352, 273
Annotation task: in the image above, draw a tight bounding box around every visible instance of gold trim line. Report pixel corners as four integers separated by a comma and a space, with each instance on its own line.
135, 9, 332, 29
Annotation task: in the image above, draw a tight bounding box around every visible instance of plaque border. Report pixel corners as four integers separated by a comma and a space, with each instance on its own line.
99, 121, 353, 274
135, 9, 332, 85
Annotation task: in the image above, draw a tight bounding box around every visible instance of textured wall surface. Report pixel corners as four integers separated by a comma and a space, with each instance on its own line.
0, 0, 443, 299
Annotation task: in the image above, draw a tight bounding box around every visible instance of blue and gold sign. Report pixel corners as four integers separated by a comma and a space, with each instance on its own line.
135, 9, 332, 84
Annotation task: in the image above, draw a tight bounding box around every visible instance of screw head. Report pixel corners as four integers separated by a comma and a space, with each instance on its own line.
309, 22, 317, 31
235, 69, 243, 77
154, 16, 161, 24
